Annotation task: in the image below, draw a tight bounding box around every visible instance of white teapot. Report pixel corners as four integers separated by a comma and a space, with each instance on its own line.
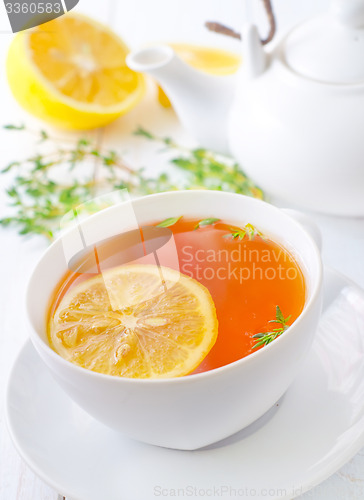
127, 0, 364, 216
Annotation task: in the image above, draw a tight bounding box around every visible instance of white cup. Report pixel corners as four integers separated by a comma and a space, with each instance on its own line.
27, 191, 322, 450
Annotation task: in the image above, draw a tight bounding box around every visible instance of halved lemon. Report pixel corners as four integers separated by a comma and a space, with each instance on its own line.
158, 43, 241, 107
6, 13, 145, 130
49, 265, 218, 378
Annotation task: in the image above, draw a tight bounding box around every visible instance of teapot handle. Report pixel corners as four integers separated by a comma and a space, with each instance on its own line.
205, 0, 276, 45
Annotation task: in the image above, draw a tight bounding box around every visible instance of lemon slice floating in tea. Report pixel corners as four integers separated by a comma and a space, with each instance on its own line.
6, 13, 145, 130
49, 265, 218, 378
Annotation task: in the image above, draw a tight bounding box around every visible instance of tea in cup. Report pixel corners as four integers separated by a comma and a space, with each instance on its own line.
27, 191, 322, 449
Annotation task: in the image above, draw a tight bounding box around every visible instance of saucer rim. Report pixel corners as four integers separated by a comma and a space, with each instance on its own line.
6, 266, 364, 500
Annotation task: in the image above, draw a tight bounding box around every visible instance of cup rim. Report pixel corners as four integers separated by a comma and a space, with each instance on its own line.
27, 190, 323, 385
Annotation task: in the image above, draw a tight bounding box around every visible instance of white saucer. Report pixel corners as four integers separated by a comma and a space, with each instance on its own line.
6, 268, 364, 500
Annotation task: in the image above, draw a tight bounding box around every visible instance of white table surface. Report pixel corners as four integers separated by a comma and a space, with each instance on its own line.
1, 0, 364, 499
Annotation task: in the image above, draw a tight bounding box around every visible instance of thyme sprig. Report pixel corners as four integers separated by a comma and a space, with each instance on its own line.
134, 128, 264, 198
224, 223, 265, 241
252, 306, 291, 349
0, 125, 263, 240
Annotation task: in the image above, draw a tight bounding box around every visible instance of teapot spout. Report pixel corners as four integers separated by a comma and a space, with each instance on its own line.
126, 45, 235, 153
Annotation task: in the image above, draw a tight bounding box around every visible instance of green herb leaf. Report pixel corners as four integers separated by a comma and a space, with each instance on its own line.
194, 218, 220, 229
156, 216, 182, 228
40, 130, 49, 142
268, 306, 291, 327
224, 227, 247, 240
225, 223, 265, 241
1, 161, 20, 173
252, 306, 291, 349
3, 124, 25, 130
77, 138, 91, 147
134, 127, 155, 140
275, 305, 285, 325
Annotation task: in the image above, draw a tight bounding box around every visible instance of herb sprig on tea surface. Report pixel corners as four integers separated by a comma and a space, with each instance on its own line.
0, 125, 263, 240
194, 218, 220, 229
252, 306, 291, 349
223, 223, 265, 241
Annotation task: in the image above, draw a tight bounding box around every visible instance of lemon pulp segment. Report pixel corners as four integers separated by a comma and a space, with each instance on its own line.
7, 13, 145, 129
49, 265, 218, 378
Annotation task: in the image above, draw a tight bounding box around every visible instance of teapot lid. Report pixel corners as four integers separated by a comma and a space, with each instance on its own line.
284, 0, 364, 84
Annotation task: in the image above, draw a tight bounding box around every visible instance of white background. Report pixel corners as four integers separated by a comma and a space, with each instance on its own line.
0, 0, 364, 499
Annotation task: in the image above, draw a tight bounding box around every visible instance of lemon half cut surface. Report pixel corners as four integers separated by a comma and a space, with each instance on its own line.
6, 13, 145, 130
49, 265, 218, 378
